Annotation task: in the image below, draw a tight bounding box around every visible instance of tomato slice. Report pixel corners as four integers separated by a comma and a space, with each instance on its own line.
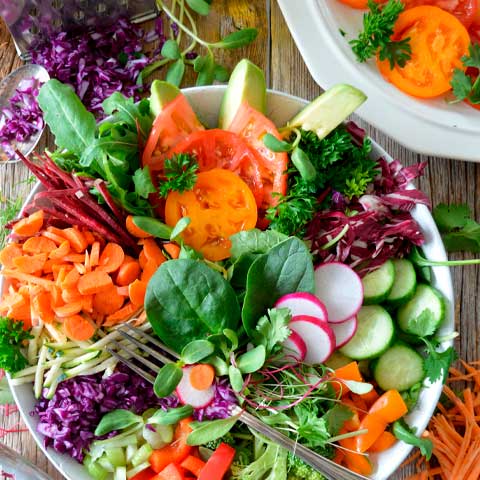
165, 169, 258, 261
142, 94, 204, 170
227, 102, 288, 211
402, 0, 477, 27
166, 129, 267, 208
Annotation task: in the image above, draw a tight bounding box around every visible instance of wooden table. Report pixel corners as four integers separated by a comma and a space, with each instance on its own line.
0, 1, 478, 479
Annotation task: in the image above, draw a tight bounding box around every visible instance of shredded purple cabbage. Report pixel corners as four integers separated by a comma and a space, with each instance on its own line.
30, 18, 149, 116
193, 379, 238, 422
32, 365, 177, 462
0, 77, 44, 160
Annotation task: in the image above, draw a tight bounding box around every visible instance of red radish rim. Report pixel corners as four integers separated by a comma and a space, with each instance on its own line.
275, 292, 329, 323
314, 261, 364, 323
282, 330, 307, 362
290, 314, 329, 327
329, 316, 358, 349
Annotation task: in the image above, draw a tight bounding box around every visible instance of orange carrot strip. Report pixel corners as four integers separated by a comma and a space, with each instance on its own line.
0, 244, 23, 268
50, 285, 64, 307
62, 268, 80, 289
143, 238, 166, 266
116, 286, 129, 296
54, 301, 84, 318
126, 215, 152, 238
49, 240, 71, 259
13, 253, 47, 274
128, 279, 147, 307
141, 259, 158, 284
116, 259, 141, 286
82, 295, 93, 314
62, 287, 83, 303
139, 249, 148, 269
90, 242, 100, 267
62, 228, 88, 253
12, 210, 44, 237
1, 269, 53, 288
97, 243, 125, 273
77, 271, 113, 295
163, 242, 180, 259
368, 431, 396, 453
92, 286, 125, 315
104, 302, 138, 326
74, 263, 86, 275
82, 230, 95, 245
62, 254, 86, 263
22, 236, 56, 254
41, 230, 67, 245
63, 314, 96, 341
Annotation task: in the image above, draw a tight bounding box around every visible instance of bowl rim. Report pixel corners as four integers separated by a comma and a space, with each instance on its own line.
5, 85, 454, 480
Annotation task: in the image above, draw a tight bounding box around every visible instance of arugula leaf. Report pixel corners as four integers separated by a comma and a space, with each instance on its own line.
0, 318, 32, 374
433, 203, 480, 253
349, 0, 411, 69
422, 338, 457, 385
133, 166, 156, 199
393, 420, 433, 459
252, 308, 291, 356
158, 154, 199, 197
451, 44, 480, 104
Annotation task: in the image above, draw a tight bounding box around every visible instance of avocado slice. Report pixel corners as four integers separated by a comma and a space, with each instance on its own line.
149, 80, 181, 118
218, 59, 267, 130
287, 84, 367, 140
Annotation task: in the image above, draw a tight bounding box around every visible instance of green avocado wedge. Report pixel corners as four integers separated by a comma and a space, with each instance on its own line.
149, 80, 181, 118
218, 59, 267, 130
287, 84, 367, 140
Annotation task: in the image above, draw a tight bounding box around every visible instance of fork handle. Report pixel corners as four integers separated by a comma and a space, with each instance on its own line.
235, 408, 370, 480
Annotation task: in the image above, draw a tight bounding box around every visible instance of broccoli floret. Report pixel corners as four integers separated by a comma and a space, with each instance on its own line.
204, 432, 236, 450
287, 453, 326, 480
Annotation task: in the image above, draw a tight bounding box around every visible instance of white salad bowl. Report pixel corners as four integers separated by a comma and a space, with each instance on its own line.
277, 0, 480, 161
5, 86, 454, 480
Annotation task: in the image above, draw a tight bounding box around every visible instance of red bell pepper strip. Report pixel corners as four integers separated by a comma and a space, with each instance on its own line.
197, 443, 236, 480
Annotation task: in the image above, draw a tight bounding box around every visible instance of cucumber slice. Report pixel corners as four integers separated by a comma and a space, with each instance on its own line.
386, 259, 417, 307
106, 447, 126, 468
373, 344, 425, 391
325, 351, 352, 370
131, 443, 153, 467
397, 284, 445, 337
339, 305, 394, 360
362, 260, 395, 305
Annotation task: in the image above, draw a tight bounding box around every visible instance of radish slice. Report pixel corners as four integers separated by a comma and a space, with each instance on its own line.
176, 366, 215, 408
314, 262, 363, 323
330, 316, 358, 349
281, 330, 307, 362
290, 315, 335, 364
275, 292, 328, 323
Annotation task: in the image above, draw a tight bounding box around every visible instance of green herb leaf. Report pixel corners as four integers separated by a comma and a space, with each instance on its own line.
159, 153, 199, 197
0, 318, 32, 374
186, 0, 211, 16
207, 355, 229, 376
132, 216, 172, 239
181, 339, 215, 364
222, 329, 238, 351
407, 309, 437, 338
148, 405, 194, 425
393, 420, 433, 459
166, 59, 186, 87
161, 39, 182, 60
323, 404, 354, 436
170, 217, 191, 241
291, 147, 316, 182
342, 380, 373, 395
0, 376, 14, 405
252, 308, 291, 356
422, 339, 457, 385
433, 203, 472, 232
38, 79, 96, 157
451, 45, 480, 104
462, 43, 480, 69
212, 28, 258, 49
294, 402, 330, 447
229, 229, 288, 260
229, 365, 244, 392
214, 64, 230, 82
195, 55, 216, 86
187, 415, 240, 446
94, 409, 142, 436
154, 363, 183, 398
378, 37, 412, 69
450, 69, 473, 102
236, 345, 266, 374
133, 166, 157, 199
263, 133, 292, 152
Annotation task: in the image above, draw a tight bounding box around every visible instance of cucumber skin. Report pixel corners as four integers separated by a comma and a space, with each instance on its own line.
397, 284, 446, 337
385, 259, 417, 308
373, 343, 425, 392
362, 260, 395, 305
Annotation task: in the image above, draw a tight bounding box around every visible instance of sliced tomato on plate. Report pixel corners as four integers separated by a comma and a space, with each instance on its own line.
142, 93, 204, 170
227, 102, 288, 210
401, 0, 477, 28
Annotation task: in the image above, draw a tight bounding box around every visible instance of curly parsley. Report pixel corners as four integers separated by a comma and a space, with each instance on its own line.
451, 44, 480, 105
349, 0, 411, 69
158, 153, 199, 198
0, 317, 32, 374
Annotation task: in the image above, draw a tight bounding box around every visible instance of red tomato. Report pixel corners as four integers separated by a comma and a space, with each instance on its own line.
142, 94, 204, 170
227, 102, 288, 211
469, 23, 480, 42
165, 129, 267, 209
402, 0, 478, 27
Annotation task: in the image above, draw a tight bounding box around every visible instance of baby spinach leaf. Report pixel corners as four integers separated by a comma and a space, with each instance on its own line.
241, 237, 315, 335
145, 259, 241, 350
38, 79, 96, 157
94, 409, 142, 436
229, 229, 287, 260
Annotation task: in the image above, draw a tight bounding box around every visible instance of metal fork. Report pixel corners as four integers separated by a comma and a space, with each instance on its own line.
106, 323, 370, 480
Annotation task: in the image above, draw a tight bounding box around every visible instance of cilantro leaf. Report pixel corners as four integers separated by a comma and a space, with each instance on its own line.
450, 69, 473, 102
0, 318, 32, 374
433, 203, 471, 232
133, 166, 156, 199
349, 0, 411, 68
252, 308, 291, 356
393, 420, 433, 460
451, 45, 480, 104
407, 309, 437, 338
323, 404, 353, 436
462, 43, 480, 69
422, 338, 457, 385
158, 154, 199, 198
294, 402, 330, 447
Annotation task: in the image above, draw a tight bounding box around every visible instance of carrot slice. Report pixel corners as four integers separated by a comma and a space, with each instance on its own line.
104, 302, 138, 326
143, 238, 166, 266
49, 240, 71, 259
139, 249, 148, 269
180, 456, 205, 477
97, 243, 125, 273
129, 279, 147, 307
369, 389, 408, 423
22, 236, 57, 254
141, 259, 158, 284
62, 287, 83, 303
50, 285, 64, 307
62, 268, 80, 289
77, 271, 113, 295
62, 228, 88, 253
163, 242, 181, 259
117, 286, 129, 296
126, 215, 152, 238
41, 230, 67, 245
12, 210, 44, 237
92, 286, 125, 315
62, 254, 86, 263
190, 364, 215, 390
54, 301, 84, 318
82, 294, 93, 314
116, 259, 141, 286
13, 253, 47, 273
368, 431, 396, 453
355, 413, 387, 453
82, 230, 95, 245
63, 314, 96, 341
0, 244, 23, 268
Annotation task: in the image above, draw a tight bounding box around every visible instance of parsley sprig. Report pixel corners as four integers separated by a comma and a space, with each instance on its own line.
158, 153, 199, 197
349, 0, 411, 69
0, 317, 32, 374
451, 44, 480, 105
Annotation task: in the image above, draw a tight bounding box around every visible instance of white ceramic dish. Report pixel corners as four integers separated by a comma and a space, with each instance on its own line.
277, 0, 480, 161
5, 86, 454, 480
